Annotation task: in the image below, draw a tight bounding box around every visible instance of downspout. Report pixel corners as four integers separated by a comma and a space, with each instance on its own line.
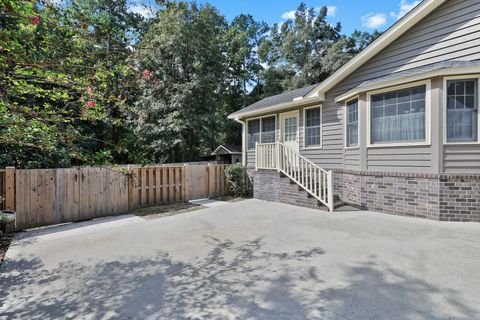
234, 117, 247, 167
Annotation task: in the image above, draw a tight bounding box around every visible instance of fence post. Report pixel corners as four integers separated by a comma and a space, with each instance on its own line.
5, 167, 15, 211
183, 164, 190, 201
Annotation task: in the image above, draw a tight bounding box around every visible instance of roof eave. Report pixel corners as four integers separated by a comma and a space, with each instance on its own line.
305, 0, 447, 99
228, 94, 323, 120
335, 64, 480, 103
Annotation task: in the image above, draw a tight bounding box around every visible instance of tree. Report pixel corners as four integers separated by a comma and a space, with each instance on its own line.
0, 0, 143, 168
322, 30, 381, 75
257, 3, 379, 96
130, 2, 229, 163
222, 14, 269, 145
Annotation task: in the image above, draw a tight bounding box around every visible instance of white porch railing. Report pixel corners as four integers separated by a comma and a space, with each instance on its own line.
255, 142, 334, 211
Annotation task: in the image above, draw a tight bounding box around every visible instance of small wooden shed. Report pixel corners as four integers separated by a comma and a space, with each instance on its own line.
211, 145, 242, 164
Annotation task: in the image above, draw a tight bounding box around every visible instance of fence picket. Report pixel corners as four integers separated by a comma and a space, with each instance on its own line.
8, 163, 231, 230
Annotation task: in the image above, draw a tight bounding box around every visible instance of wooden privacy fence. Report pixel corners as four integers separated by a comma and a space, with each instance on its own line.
3, 164, 230, 230
0, 169, 5, 210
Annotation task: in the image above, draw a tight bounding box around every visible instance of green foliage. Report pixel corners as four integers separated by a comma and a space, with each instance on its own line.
0, 0, 143, 168
130, 2, 267, 163
225, 165, 250, 197
258, 3, 380, 95
0, 0, 379, 169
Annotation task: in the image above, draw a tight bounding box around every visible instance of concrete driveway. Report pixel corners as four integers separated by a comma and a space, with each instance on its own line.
1, 199, 480, 320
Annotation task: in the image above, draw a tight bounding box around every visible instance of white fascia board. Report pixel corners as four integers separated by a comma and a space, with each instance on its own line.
335, 65, 480, 103
227, 95, 322, 120
305, 0, 447, 99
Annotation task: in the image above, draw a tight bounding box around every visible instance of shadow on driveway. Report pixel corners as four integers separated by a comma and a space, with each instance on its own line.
0, 235, 477, 320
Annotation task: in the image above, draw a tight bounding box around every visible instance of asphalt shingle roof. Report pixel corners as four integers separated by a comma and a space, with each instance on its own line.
229, 83, 318, 118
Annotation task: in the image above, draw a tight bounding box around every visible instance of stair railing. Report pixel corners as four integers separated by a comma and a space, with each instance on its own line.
255, 142, 334, 211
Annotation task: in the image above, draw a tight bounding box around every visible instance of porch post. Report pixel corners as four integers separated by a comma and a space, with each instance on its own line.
327, 170, 334, 212
255, 142, 258, 171
276, 142, 280, 172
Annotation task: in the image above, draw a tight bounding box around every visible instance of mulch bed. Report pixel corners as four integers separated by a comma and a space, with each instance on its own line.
0, 233, 13, 266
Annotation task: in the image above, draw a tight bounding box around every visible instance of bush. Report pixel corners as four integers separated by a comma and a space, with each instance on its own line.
225, 165, 250, 197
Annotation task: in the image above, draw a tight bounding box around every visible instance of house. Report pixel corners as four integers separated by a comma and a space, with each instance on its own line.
211, 145, 242, 164
228, 0, 480, 222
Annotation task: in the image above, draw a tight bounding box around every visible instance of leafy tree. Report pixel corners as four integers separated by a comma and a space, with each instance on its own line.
222, 14, 269, 145
322, 30, 381, 75
0, 0, 380, 168
0, 0, 143, 168
130, 2, 229, 163
258, 3, 379, 95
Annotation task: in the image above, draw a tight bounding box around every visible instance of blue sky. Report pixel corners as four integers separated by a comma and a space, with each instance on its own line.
132, 0, 421, 35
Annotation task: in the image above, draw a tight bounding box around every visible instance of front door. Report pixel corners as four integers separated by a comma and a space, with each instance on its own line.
280, 111, 299, 152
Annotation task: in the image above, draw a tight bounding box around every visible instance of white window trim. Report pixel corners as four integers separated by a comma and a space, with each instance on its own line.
302, 105, 323, 150
443, 75, 480, 145
344, 96, 360, 150
366, 80, 432, 148
246, 114, 277, 150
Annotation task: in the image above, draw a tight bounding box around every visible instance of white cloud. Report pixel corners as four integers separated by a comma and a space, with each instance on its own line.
326, 6, 337, 17
281, 10, 296, 20
128, 4, 155, 19
390, 0, 421, 20
361, 12, 387, 29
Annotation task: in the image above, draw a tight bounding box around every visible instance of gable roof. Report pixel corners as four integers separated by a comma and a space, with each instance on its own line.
211, 145, 242, 155
228, 0, 447, 120
305, 0, 447, 99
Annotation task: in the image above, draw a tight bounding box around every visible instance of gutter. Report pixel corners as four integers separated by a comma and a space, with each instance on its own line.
228, 95, 323, 120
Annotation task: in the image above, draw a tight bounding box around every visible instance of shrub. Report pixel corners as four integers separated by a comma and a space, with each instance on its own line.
225, 165, 250, 197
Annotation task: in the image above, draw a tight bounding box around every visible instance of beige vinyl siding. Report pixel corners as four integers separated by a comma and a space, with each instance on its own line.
300, 102, 345, 169
345, 148, 361, 170
321, 0, 479, 173
246, 151, 256, 169
345, 0, 480, 87
243, 0, 480, 173
366, 147, 433, 172
443, 145, 480, 173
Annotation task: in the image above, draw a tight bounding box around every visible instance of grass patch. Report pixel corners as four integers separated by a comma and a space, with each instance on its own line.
134, 202, 203, 220
212, 195, 248, 202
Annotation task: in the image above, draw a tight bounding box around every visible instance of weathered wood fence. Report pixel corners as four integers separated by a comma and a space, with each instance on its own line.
1, 164, 230, 230
0, 170, 5, 210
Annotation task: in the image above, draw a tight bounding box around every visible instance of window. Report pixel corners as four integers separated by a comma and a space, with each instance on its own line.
247, 119, 260, 150
370, 84, 426, 144
247, 116, 276, 149
284, 117, 298, 141
304, 107, 321, 147
446, 79, 478, 142
346, 99, 359, 147
261, 117, 276, 143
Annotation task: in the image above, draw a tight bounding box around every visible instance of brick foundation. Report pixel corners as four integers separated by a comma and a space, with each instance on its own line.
250, 168, 480, 222
250, 170, 328, 211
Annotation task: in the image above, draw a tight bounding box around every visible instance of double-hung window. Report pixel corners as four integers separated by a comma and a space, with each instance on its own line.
370, 84, 427, 144
247, 116, 276, 149
261, 117, 276, 143
346, 99, 359, 147
446, 79, 478, 142
304, 107, 322, 148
